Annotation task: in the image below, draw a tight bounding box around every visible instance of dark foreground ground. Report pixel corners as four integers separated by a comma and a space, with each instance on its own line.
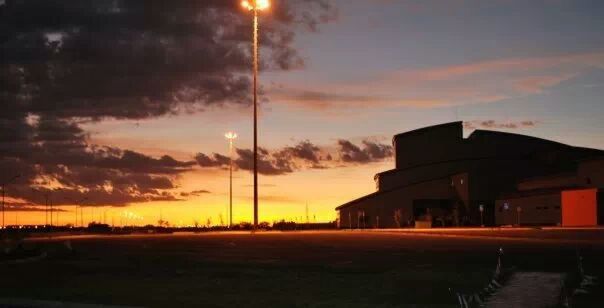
1, 230, 603, 307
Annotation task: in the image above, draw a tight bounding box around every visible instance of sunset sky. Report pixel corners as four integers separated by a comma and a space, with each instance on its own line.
1, 0, 604, 226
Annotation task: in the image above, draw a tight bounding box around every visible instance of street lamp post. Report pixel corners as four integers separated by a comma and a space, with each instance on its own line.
44, 192, 50, 227
2, 175, 20, 230
225, 132, 238, 228
65, 197, 87, 228
50, 198, 53, 228
242, 0, 270, 229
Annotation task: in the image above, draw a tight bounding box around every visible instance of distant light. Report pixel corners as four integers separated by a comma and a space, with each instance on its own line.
257, 0, 270, 10
225, 132, 238, 140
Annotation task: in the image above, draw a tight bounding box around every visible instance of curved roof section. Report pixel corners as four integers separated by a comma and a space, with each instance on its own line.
467, 129, 568, 147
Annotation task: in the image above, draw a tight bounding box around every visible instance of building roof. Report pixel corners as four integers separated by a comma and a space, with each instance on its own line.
336, 173, 463, 210
392, 121, 462, 142
467, 129, 568, 146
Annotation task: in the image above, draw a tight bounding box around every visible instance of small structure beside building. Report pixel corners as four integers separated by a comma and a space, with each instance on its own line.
336, 122, 604, 228
496, 159, 604, 226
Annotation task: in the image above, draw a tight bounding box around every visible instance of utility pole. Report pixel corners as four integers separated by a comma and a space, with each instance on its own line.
305, 203, 309, 224
50, 198, 53, 228
1, 175, 20, 230
1, 185, 4, 230
45, 194, 49, 227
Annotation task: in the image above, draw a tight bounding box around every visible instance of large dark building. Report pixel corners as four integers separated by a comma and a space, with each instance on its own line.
336, 122, 604, 228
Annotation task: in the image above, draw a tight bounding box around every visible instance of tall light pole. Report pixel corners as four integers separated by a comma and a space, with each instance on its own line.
242, 0, 270, 229
1, 175, 21, 230
225, 132, 238, 228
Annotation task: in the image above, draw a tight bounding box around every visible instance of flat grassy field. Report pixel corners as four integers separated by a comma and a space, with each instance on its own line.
1, 231, 603, 307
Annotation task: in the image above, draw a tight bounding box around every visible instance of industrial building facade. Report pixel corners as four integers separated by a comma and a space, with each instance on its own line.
336, 122, 604, 228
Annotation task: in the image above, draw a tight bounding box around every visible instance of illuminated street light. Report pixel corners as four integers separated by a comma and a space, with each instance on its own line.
242, 0, 270, 229
225, 132, 238, 228
241, 0, 270, 11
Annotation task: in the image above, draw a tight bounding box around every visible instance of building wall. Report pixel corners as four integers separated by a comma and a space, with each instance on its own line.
377, 160, 469, 191
562, 188, 598, 227
495, 193, 561, 226
394, 122, 463, 170
578, 159, 604, 187
518, 174, 579, 191
338, 176, 461, 229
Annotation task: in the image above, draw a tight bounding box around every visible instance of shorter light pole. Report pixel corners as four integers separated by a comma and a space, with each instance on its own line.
50, 198, 53, 228
479, 204, 484, 227
225, 132, 238, 228
348, 212, 352, 230
65, 197, 87, 228
44, 192, 50, 228
503, 202, 510, 226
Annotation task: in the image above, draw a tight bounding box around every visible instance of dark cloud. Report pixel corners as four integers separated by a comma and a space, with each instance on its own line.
464, 120, 539, 130
281, 140, 321, 163
361, 140, 393, 160
337, 139, 393, 163
338, 140, 371, 163
235, 148, 294, 175
180, 190, 211, 198
1, 116, 194, 206
195, 140, 322, 176
194, 153, 230, 168
2, 204, 69, 212
195, 139, 392, 175
1, 0, 336, 120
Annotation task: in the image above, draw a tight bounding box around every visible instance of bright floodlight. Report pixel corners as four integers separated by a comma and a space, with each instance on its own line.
242, 0, 270, 11
225, 132, 238, 140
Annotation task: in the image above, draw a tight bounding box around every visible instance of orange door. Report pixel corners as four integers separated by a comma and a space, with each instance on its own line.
562, 189, 598, 227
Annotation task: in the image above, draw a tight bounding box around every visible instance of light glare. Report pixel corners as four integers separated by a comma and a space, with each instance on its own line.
241, 0, 270, 11
225, 132, 238, 140
257, 0, 270, 10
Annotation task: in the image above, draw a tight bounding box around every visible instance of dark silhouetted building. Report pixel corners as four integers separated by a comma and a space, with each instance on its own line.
336, 122, 604, 228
